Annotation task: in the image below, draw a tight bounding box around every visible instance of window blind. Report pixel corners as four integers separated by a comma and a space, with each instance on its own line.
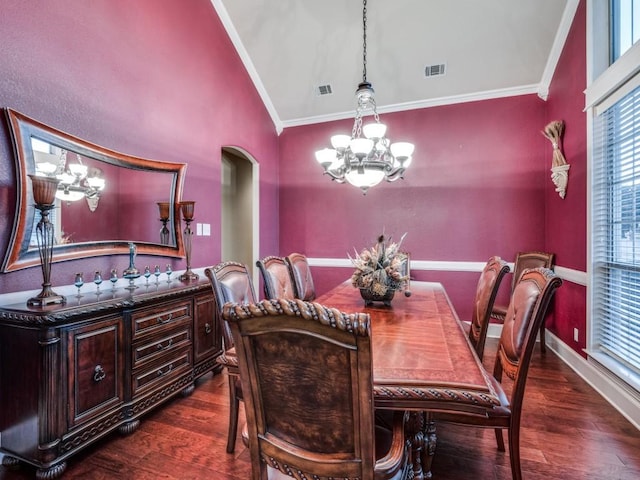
592, 76, 640, 388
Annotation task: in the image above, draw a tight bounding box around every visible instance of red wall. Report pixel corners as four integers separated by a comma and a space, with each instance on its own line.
0, 0, 279, 293
278, 1, 588, 354
279, 95, 548, 320
544, 0, 587, 353
0, 0, 589, 357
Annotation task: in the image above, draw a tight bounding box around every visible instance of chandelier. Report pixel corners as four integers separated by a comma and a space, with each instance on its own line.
315, 0, 415, 194
34, 148, 106, 211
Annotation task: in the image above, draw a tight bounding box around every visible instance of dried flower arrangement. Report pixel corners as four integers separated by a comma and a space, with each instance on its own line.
349, 233, 409, 296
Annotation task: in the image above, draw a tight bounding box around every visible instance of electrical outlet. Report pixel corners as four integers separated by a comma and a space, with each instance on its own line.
573, 328, 579, 342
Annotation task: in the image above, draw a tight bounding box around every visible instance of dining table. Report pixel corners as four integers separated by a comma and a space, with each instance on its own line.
315, 280, 503, 480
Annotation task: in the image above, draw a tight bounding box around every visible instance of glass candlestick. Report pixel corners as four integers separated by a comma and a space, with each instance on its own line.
27, 175, 66, 307
179, 201, 199, 281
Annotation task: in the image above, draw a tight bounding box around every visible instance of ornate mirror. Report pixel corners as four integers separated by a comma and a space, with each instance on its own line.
2, 108, 186, 272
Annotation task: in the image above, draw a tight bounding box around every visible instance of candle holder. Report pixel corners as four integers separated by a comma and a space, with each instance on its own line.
27, 175, 66, 307
179, 201, 199, 281
157, 202, 171, 245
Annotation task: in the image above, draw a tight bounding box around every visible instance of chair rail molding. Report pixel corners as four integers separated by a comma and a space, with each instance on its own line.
307, 258, 587, 286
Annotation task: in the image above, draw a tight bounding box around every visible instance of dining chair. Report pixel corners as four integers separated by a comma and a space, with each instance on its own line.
223, 298, 410, 480
204, 261, 257, 454
491, 251, 555, 352
467, 256, 510, 361
284, 253, 316, 301
434, 267, 562, 480
255, 256, 296, 300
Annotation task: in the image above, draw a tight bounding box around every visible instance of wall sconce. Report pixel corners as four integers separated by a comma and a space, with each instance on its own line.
34, 149, 106, 211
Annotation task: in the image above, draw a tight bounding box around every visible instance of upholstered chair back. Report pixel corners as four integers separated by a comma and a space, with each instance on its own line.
285, 253, 316, 301
256, 256, 295, 300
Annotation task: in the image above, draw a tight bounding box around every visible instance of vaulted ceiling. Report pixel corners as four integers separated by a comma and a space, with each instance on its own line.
212, 0, 579, 132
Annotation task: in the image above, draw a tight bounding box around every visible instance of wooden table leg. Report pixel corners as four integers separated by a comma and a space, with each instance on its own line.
421, 412, 436, 479
405, 412, 425, 480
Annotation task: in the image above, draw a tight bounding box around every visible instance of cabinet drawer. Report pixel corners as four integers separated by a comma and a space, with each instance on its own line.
131, 347, 192, 396
133, 327, 191, 368
131, 299, 191, 338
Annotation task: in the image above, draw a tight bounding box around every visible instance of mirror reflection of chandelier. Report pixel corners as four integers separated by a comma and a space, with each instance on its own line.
34, 149, 106, 211
314, 0, 415, 194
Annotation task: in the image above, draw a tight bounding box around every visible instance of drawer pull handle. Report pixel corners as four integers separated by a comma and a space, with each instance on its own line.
156, 339, 173, 350
93, 365, 106, 382
157, 364, 173, 377
205, 323, 212, 335
157, 313, 173, 324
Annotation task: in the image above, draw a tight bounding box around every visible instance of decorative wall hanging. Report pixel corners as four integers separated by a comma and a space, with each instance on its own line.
542, 120, 570, 199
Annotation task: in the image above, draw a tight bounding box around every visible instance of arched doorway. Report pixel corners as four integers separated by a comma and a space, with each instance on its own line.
220, 147, 259, 286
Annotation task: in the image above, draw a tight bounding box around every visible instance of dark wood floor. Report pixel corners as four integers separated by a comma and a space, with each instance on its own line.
1, 339, 639, 480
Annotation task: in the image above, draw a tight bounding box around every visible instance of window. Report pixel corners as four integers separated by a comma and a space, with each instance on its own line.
592, 81, 640, 389
589, 1, 640, 392
611, 0, 640, 61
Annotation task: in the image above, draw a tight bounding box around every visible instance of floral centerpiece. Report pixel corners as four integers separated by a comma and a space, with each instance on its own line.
349, 233, 409, 306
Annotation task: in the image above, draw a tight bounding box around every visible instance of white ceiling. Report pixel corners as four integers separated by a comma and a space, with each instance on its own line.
212, 0, 580, 133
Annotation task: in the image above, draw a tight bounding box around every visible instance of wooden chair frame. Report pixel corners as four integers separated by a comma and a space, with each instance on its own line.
491, 251, 555, 352
204, 261, 257, 453
223, 298, 410, 480
256, 256, 295, 300
436, 267, 562, 480
468, 256, 510, 361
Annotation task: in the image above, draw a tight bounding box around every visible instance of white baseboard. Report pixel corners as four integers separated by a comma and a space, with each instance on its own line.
545, 331, 640, 430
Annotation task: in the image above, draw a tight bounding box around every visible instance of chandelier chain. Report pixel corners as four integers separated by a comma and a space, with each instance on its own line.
362, 0, 367, 83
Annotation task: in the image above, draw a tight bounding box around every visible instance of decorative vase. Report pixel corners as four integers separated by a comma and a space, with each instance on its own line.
359, 285, 396, 307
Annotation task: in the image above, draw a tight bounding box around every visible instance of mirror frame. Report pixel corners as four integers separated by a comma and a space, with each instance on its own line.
2, 108, 186, 272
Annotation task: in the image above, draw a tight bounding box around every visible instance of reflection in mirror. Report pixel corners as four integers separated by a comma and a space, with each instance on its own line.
2, 108, 187, 272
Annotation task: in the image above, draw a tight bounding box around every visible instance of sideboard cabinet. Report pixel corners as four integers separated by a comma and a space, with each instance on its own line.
0, 278, 222, 479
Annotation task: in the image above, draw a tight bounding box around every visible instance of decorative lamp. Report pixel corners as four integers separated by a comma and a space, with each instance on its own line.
27, 174, 66, 307
179, 201, 199, 281
315, 0, 415, 194
157, 202, 171, 245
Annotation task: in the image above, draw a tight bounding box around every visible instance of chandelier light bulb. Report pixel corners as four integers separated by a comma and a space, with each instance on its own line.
345, 167, 385, 191
330, 134, 351, 151
68, 163, 88, 178
36, 162, 57, 175
362, 123, 387, 140
350, 137, 374, 158
389, 142, 415, 161
87, 176, 106, 190
315, 148, 337, 166
55, 189, 85, 202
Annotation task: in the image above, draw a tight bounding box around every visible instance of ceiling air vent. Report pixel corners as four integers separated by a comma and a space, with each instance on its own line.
425, 64, 446, 77
316, 84, 333, 96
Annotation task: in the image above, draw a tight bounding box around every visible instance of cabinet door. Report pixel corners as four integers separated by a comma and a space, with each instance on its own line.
67, 316, 124, 428
193, 291, 221, 365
